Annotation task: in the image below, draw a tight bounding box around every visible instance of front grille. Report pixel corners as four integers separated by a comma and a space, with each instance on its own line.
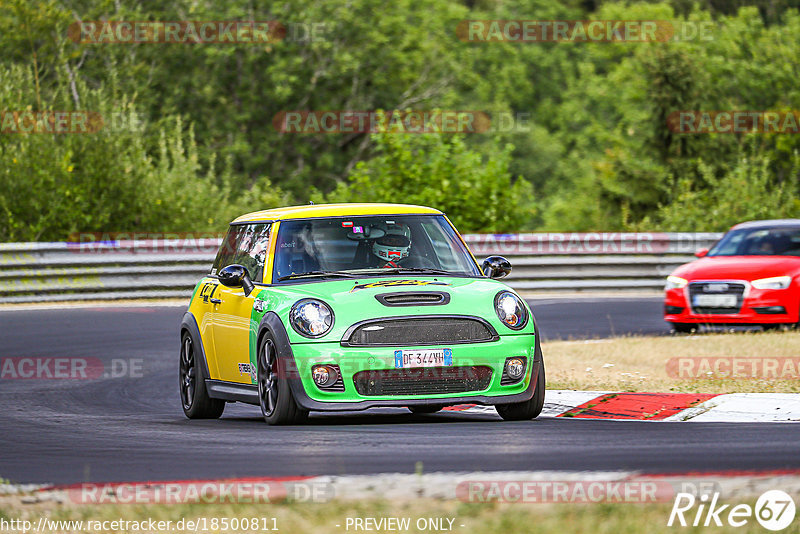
353, 366, 493, 396
342, 316, 498, 347
688, 282, 746, 314
376, 292, 450, 307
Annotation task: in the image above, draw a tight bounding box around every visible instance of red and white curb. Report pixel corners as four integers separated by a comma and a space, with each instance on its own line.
443, 390, 800, 422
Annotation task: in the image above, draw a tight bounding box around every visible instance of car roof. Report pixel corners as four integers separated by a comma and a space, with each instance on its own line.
231, 203, 443, 223
731, 219, 800, 230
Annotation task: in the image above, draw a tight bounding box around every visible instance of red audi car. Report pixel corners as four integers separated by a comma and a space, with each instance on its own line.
664, 219, 800, 332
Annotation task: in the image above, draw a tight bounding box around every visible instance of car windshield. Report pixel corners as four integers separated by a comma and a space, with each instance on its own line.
272, 215, 482, 282
708, 226, 800, 257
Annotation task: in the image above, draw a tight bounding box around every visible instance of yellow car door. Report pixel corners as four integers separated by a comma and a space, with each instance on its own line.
190, 278, 222, 379
209, 222, 273, 384
210, 284, 259, 384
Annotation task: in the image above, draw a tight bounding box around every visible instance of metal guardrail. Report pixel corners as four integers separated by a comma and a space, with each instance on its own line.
0, 232, 722, 303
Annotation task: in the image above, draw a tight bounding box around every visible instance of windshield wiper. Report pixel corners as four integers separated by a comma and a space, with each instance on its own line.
277, 271, 356, 281
358, 267, 455, 276
395, 267, 455, 275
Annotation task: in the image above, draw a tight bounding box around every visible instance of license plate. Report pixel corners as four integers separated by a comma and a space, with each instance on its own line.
394, 348, 452, 369
693, 294, 737, 308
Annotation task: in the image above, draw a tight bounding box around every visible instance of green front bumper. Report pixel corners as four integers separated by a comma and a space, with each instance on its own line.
290, 334, 537, 404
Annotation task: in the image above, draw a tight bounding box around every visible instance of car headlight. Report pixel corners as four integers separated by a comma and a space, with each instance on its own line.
494, 291, 528, 330
290, 299, 334, 338
665, 275, 688, 290
751, 276, 792, 290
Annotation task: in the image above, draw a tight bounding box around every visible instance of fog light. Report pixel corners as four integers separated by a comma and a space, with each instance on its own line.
506, 358, 525, 380
312, 365, 337, 387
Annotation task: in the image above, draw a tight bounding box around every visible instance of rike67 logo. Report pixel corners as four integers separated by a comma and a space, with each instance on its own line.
668, 490, 796, 531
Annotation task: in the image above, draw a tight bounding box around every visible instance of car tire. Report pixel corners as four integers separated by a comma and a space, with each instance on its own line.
257, 333, 308, 425
671, 323, 696, 333
408, 405, 444, 414
180, 331, 225, 419
496, 351, 546, 422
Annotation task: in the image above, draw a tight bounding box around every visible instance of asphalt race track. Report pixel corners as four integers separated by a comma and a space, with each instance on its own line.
528, 297, 670, 340
1, 298, 799, 485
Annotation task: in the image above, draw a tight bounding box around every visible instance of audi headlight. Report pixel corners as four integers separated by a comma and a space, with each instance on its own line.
290, 299, 334, 338
665, 275, 688, 290
494, 291, 528, 330
751, 276, 792, 290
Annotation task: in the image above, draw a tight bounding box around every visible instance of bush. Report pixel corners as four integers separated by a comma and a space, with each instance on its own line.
0, 65, 286, 241
652, 152, 800, 231
325, 132, 534, 233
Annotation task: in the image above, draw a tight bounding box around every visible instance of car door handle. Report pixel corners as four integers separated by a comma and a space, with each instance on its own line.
209, 298, 222, 304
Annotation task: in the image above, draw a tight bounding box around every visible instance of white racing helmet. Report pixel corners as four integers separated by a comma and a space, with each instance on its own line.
372, 223, 411, 262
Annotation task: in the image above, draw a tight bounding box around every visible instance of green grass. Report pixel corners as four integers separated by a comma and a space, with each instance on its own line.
544, 331, 800, 393
1, 498, 797, 534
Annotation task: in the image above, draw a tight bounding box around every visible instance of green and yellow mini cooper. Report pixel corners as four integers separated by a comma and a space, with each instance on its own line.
179, 203, 544, 424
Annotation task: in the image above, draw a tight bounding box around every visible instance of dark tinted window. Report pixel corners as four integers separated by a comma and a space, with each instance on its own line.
212, 224, 271, 281
211, 226, 245, 274
709, 227, 800, 257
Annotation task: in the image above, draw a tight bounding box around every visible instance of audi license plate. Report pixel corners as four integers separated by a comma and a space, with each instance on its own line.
693, 294, 737, 308
394, 348, 452, 369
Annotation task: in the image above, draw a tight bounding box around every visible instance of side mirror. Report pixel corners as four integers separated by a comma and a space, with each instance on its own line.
218, 264, 255, 296
481, 256, 512, 279
695, 248, 709, 258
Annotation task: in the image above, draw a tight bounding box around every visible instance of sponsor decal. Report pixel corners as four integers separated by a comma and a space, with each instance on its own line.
253, 299, 266, 312
349, 279, 450, 292
198, 282, 218, 304
238, 363, 254, 378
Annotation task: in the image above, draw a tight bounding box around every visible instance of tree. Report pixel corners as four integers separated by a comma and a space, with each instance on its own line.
325, 132, 534, 233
